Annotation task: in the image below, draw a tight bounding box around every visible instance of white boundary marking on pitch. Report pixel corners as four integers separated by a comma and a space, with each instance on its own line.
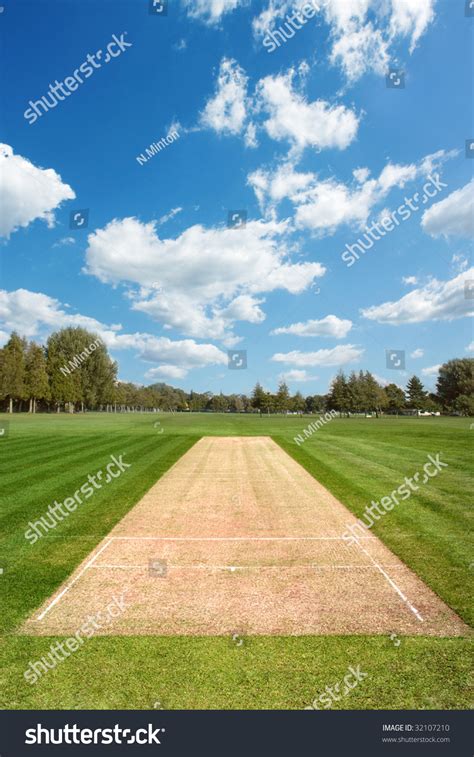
90, 563, 403, 571
35, 540, 114, 621
353, 537, 424, 622
33, 533, 422, 624
111, 536, 377, 541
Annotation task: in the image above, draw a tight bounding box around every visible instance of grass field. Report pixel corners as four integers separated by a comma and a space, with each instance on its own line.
0, 412, 472, 709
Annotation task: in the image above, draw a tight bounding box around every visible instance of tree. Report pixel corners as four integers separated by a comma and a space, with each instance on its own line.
275, 381, 290, 413
209, 393, 229, 412
260, 391, 275, 414
437, 359, 474, 410
362, 371, 386, 417
328, 372, 350, 416
251, 382, 266, 412
0, 332, 26, 413
290, 391, 306, 414
454, 394, 474, 416
46, 331, 84, 412
406, 375, 427, 411
384, 383, 406, 415
25, 342, 50, 412
347, 371, 363, 413
228, 394, 244, 413
305, 394, 327, 414
189, 390, 208, 412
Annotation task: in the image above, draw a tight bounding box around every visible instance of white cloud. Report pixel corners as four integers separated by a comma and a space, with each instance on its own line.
255, 68, 360, 153
278, 369, 317, 382
329, 21, 389, 81
271, 315, 352, 338
0, 288, 227, 377
353, 167, 370, 183
291, 151, 452, 234
0, 144, 75, 238
421, 364, 441, 377
52, 236, 76, 248
248, 161, 315, 212
271, 344, 364, 367
222, 294, 266, 323
403, 275, 418, 286
157, 207, 182, 226
244, 121, 258, 148
421, 181, 474, 239
0, 288, 111, 338
200, 58, 250, 136
252, 0, 436, 82
182, 0, 244, 25
451, 253, 469, 273
145, 365, 188, 380
200, 60, 358, 155
327, 0, 435, 82
410, 348, 424, 358
84, 216, 325, 342
173, 38, 187, 51
248, 150, 453, 233
361, 268, 474, 324
389, 0, 436, 53
137, 336, 227, 372
466, 342, 474, 353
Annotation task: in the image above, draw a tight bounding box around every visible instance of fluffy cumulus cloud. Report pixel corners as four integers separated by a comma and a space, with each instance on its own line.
0, 144, 75, 238
248, 161, 315, 211
330, 21, 389, 81
0, 288, 111, 338
84, 216, 325, 344
200, 58, 251, 137
200, 60, 359, 153
410, 348, 424, 358
272, 344, 364, 367
250, 149, 452, 231
182, 0, 245, 25
421, 364, 441, 377
0, 288, 227, 377
278, 369, 317, 382
361, 268, 474, 324
252, 0, 436, 82
254, 68, 360, 153
271, 315, 352, 338
145, 365, 189, 380
334, 0, 436, 80
421, 180, 474, 239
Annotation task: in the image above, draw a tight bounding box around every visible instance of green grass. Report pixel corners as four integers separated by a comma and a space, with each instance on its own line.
0, 412, 472, 709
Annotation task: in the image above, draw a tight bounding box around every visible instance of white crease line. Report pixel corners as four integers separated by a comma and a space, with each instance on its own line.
353, 538, 424, 622
89, 563, 403, 570
35, 540, 114, 621
111, 536, 376, 541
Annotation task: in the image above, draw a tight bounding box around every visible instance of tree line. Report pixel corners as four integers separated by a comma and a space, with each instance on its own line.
326, 369, 472, 417
0, 328, 472, 415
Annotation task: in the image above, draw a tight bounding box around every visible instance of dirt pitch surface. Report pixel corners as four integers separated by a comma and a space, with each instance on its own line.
23, 437, 468, 636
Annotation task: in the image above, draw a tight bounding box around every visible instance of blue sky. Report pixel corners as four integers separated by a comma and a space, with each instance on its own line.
1, 0, 473, 395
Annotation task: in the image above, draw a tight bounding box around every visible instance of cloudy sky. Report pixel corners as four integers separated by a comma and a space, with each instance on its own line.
1, 0, 472, 393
